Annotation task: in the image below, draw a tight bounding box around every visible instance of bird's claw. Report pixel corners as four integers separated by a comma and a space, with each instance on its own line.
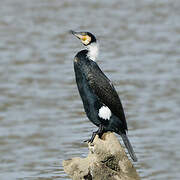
84, 139, 90, 143
84, 125, 105, 144
84, 138, 93, 143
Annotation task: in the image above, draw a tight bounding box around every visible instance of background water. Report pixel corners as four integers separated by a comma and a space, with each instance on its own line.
0, 0, 180, 179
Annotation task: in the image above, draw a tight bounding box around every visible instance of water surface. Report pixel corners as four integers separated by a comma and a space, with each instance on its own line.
0, 0, 180, 179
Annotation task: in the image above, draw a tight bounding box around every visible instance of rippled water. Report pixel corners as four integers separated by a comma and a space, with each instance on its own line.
0, 0, 180, 179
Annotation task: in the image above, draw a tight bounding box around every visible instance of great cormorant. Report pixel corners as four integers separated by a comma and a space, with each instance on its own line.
70, 30, 137, 162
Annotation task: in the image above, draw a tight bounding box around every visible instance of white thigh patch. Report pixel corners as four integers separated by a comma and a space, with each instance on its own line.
98, 106, 111, 120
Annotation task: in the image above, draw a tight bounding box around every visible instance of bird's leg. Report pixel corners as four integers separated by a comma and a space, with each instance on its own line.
97, 124, 104, 139
84, 131, 97, 143
84, 124, 105, 143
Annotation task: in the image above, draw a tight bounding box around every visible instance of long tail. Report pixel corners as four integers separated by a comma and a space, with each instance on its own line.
120, 133, 137, 162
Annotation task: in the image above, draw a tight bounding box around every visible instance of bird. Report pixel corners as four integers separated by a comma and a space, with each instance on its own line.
70, 30, 137, 162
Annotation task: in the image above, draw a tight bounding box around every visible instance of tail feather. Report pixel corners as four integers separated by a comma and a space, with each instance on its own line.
120, 133, 137, 162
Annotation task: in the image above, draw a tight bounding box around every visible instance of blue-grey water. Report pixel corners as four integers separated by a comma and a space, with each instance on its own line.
0, 0, 180, 179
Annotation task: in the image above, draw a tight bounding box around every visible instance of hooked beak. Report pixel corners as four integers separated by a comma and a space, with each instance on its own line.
69, 30, 84, 40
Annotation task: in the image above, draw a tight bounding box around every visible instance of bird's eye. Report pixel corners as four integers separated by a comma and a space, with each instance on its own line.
81, 32, 86, 35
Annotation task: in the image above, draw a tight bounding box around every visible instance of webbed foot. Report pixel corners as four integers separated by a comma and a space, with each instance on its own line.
84, 124, 105, 143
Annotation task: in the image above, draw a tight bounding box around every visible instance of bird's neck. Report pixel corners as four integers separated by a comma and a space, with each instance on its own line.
86, 42, 99, 61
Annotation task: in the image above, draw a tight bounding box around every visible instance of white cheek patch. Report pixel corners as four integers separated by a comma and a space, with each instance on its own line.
98, 106, 111, 120
82, 35, 91, 45
84, 39, 90, 45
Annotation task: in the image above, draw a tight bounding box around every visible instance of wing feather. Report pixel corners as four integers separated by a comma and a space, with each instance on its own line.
86, 62, 127, 130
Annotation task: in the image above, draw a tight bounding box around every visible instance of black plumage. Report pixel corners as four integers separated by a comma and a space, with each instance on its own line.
71, 31, 137, 162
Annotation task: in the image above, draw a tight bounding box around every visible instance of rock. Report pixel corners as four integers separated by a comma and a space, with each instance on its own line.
63, 132, 140, 180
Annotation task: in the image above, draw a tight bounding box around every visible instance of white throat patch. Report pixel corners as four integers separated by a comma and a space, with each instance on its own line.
98, 106, 111, 120
86, 43, 99, 61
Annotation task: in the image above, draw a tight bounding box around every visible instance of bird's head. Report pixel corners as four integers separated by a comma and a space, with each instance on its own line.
70, 30, 99, 61
70, 30, 96, 46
